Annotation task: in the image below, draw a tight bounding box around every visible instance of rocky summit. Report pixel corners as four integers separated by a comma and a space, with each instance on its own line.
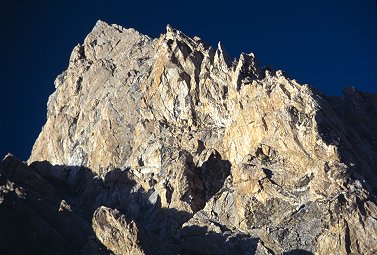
1, 20, 377, 255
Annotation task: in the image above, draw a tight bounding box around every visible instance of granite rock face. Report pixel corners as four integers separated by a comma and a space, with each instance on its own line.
1, 20, 377, 254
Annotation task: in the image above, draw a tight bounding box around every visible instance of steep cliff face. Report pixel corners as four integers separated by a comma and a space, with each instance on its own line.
1, 20, 377, 255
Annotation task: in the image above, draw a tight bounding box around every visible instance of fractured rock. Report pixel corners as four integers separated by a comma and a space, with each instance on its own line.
1, 20, 377, 254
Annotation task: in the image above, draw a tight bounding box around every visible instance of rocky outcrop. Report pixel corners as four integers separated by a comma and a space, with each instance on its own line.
1, 20, 377, 254
92, 206, 145, 255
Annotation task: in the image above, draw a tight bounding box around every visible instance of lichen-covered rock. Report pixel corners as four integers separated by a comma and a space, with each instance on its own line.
1, 20, 377, 254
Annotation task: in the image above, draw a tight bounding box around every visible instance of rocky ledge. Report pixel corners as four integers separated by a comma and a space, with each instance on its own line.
1, 20, 377, 255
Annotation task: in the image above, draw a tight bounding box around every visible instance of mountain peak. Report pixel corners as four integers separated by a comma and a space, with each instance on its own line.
2, 21, 377, 255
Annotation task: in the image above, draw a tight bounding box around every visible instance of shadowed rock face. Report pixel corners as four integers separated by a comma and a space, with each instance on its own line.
1, 20, 377, 254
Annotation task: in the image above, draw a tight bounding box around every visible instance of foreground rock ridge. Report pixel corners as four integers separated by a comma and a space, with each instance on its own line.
1, 20, 377, 255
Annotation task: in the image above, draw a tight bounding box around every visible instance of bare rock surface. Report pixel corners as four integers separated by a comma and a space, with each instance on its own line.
92, 206, 145, 255
1, 20, 377, 254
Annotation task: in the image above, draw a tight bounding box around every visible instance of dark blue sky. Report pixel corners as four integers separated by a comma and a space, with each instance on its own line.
1, 0, 376, 160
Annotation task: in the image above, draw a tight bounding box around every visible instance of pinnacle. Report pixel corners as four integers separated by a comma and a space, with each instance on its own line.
165, 23, 180, 37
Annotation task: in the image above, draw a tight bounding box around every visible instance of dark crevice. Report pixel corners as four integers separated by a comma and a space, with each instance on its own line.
197, 150, 231, 202
344, 221, 351, 255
